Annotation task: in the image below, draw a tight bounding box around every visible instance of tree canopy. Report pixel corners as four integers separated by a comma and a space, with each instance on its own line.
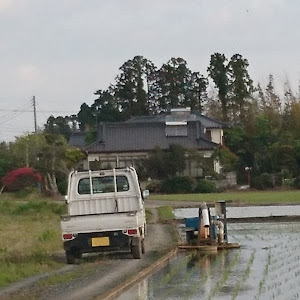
2, 53, 300, 190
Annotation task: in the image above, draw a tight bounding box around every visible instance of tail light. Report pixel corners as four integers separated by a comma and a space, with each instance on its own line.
63, 233, 73, 240
127, 229, 138, 235
123, 229, 138, 236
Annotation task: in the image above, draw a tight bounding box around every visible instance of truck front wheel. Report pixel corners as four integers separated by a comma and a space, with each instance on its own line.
141, 239, 145, 254
131, 238, 142, 259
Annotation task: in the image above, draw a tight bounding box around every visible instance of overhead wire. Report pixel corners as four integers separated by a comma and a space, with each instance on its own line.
0, 99, 79, 141
0, 100, 32, 119
0, 109, 78, 113
0, 101, 33, 126
0, 100, 32, 116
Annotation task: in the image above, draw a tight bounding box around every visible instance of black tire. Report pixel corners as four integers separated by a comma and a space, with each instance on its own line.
141, 239, 145, 254
66, 250, 76, 264
131, 238, 142, 259
73, 248, 82, 259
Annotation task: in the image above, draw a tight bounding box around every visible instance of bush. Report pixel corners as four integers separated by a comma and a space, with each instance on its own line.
1, 167, 42, 192
193, 179, 216, 193
57, 178, 68, 195
145, 180, 162, 193
294, 176, 300, 189
161, 176, 193, 194
251, 173, 274, 190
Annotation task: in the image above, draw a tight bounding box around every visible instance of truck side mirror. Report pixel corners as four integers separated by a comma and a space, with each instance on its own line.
142, 190, 150, 199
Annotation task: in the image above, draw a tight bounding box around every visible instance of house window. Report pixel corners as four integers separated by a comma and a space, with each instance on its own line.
205, 130, 212, 141
165, 121, 188, 136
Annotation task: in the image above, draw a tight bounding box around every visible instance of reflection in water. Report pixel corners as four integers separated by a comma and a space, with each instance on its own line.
116, 222, 300, 300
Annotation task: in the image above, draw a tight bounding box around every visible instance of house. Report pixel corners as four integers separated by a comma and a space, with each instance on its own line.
70, 108, 227, 176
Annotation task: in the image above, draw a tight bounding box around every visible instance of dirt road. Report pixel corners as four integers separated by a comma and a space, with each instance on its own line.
0, 209, 176, 300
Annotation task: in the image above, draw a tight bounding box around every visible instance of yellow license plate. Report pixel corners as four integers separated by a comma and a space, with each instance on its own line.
92, 237, 110, 247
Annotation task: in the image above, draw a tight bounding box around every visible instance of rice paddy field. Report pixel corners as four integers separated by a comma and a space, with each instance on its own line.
117, 222, 300, 300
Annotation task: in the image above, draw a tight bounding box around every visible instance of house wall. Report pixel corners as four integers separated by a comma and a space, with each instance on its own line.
86, 152, 148, 170
214, 172, 237, 189
210, 128, 223, 145
86, 149, 220, 176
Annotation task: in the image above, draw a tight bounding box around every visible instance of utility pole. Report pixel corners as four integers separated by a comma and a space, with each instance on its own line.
32, 96, 37, 134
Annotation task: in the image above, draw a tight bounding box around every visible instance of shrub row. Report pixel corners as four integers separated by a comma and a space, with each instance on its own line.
250, 173, 300, 190
146, 176, 216, 194
146, 173, 300, 193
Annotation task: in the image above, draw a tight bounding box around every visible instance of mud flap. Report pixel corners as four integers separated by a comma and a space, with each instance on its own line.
131, 236, 140, 246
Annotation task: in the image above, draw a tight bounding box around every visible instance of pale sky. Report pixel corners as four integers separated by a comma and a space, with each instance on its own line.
1, 0, 300, 142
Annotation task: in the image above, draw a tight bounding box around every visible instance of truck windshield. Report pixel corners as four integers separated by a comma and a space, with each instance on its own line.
78, 176, 129, 195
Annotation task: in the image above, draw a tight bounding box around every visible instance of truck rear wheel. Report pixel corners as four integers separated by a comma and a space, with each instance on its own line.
131, 238, 142, 259
66, 250, 75, 264
66, 248, 81, 264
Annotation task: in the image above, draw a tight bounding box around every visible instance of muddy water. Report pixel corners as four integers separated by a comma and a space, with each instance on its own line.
116, 222, 300, 300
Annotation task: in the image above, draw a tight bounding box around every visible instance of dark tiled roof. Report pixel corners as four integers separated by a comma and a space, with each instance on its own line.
84, 121, 218, 153
69, 132, 86, 147
192, 111, 228, 128
126, 111, 227, 128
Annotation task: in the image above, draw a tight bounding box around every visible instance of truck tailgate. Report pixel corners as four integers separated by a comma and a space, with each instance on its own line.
61, 211, 143, 234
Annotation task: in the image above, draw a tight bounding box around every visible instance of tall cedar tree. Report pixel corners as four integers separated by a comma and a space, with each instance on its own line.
227, 54, 253, 124
207, 53, 229, 122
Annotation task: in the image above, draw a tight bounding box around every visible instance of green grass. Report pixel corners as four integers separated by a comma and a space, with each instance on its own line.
145, 208, 153, 222
157, 206, 174, 221
0, 192, 67, 287
38, 262, 97, 286
0, 255, 62, 287
148, 190, 300, 204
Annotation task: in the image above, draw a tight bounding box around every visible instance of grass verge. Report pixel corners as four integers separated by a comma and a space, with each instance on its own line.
0, 192, 67, 288
149, 190, 300, 204
157, 206, 174, 222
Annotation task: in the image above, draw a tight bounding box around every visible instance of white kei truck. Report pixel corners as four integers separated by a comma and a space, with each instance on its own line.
60, 167, 148, 264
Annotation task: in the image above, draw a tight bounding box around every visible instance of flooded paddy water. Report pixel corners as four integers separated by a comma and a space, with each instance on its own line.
116, 206, 300, 300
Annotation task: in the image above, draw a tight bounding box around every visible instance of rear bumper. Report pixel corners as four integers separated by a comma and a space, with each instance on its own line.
63, 230, 131, 253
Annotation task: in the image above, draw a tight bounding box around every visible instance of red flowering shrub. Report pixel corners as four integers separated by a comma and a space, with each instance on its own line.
1, 167, 42, 191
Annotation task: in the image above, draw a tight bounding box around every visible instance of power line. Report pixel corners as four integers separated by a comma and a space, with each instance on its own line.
0, 101, 32, 119
0, 102, 33, 126
0, 109, 78, 113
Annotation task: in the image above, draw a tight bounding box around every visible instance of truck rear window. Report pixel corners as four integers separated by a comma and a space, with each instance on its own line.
78, 176, 129, 195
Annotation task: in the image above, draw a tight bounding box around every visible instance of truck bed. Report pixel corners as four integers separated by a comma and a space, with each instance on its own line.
61, 210, 144, 234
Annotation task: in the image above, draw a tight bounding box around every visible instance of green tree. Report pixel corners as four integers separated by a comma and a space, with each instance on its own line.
77, 103, 95, 131
0, 142, 17, 182
228, 54, 254, 124
212, 145, 238, 172
11, 134, 48, 169
10, 133, 84, 195
92, 89, 123, 123
144, 144, 186, 179
207, 53, 229, 122
164, 144, 186, 176
157, 57, 191, 110
263, 74, 282, 129
187, 72, 208, 112
115, 56, 153, 118
44, 115, 72, 140
252, 116, 278, 174
144, 146, 166, 179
